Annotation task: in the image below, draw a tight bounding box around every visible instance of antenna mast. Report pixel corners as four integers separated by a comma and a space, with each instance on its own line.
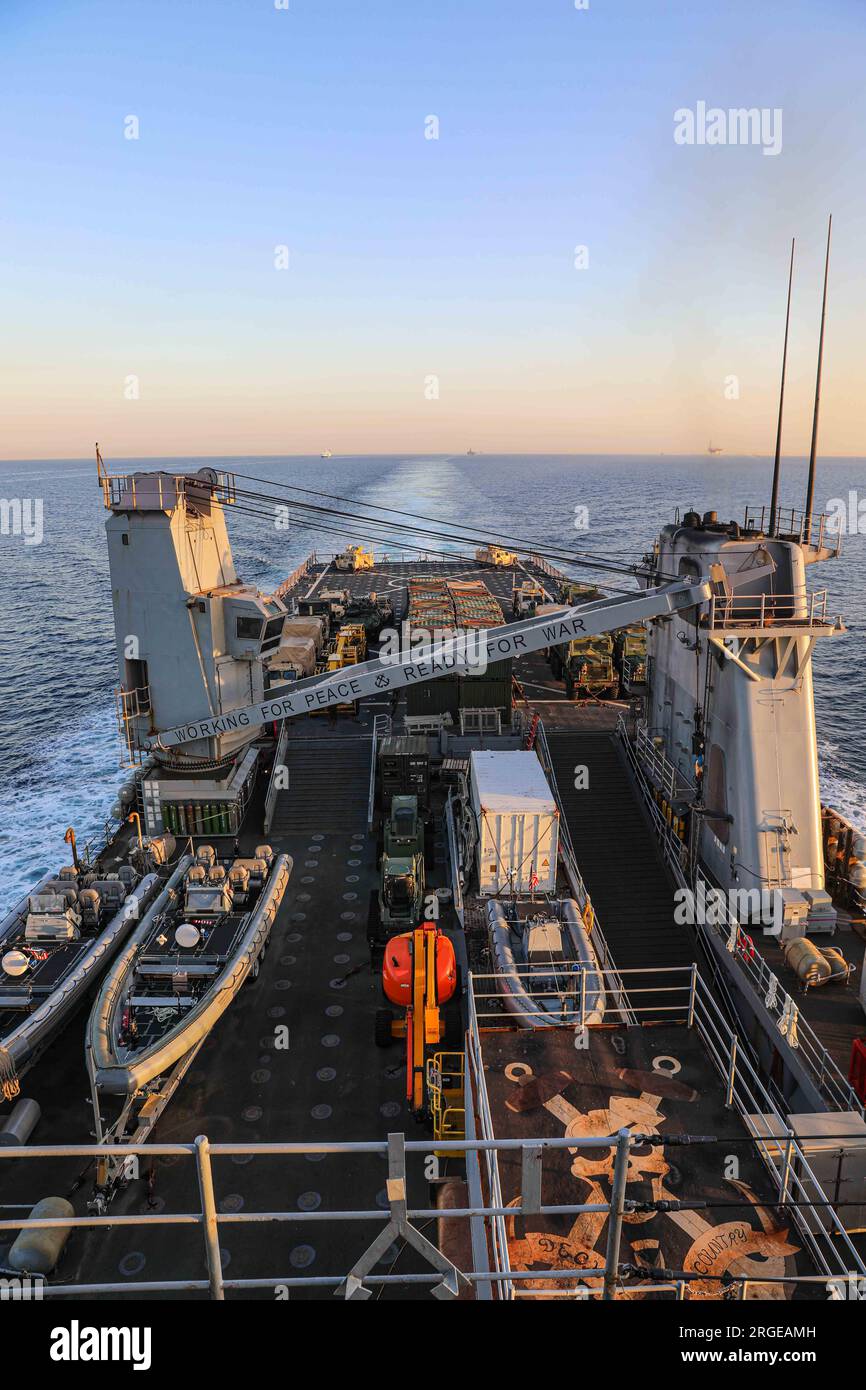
803, 214, 832, 541
768, 238, 794, 537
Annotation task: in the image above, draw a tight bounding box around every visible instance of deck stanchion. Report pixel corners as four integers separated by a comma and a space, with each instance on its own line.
195, 1135, 225, 1301
725, 1036, 738, 1107
602, 1129, 631, 1302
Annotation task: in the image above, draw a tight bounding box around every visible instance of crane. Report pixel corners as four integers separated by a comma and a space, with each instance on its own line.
153, 576, 713, 750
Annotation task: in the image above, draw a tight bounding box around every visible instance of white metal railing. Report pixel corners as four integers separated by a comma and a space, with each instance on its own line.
744, 505, 843, 557
466, 962, 866, 1295
707, 589, 832, 630
368, 713, 391, 830
470, 963, 689, 1028
619, 718, 863, 1116
102, 470, 236, 512
263, 720, 290, 836
272, 551, 319, 602
3, 968, 863, 1299
635, 721, 695, 802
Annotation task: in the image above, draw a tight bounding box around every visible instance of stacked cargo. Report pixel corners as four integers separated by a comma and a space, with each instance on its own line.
379, 736, 430, 810
449, 579, 504, 630
404, 577, 512, 719
407, 577, 453, 631
281, 615, 326, 655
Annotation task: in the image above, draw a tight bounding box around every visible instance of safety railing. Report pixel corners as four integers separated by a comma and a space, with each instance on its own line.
744, 505, 843, 556
465, 963, 866, 1295
707, 589, 833, 630
635, 722, 695, 802
4, 979, 864, 1302
272, 551, 319, 602
101, 469, 236, 512
262, 719, 290, 836
367, 713, 391, 830
687, 975, 866, 1279
470, 962, 691, 1028
619, 717, 863, 1116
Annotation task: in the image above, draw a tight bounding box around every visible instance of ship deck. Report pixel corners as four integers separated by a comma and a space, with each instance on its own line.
474, 1022, 819, 1299
2, 551, 862, 1298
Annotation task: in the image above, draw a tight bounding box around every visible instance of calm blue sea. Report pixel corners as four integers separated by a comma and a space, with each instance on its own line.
1, 453, 863, 912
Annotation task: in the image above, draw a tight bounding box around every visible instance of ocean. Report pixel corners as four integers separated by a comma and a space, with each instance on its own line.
1, 452, 863, 913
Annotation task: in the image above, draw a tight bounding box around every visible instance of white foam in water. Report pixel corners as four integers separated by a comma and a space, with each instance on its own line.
0, 702, 127, 915
818, 736, 866, 835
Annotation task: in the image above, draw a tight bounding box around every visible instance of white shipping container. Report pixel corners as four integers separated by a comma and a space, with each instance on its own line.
469, 751, 559, 896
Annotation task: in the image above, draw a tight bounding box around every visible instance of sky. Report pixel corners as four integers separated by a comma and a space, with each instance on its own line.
1, 0, 864, 459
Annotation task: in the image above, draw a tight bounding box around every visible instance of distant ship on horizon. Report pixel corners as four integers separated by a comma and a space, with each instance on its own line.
321, 449, 332, 458
707, 441, 723, 455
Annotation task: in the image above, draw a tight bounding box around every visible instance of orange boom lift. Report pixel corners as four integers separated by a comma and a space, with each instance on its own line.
379, 923, 457, 1114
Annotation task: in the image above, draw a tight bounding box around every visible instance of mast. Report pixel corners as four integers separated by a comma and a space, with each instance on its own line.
768, 238, 794, 536
803, 214, 832, 541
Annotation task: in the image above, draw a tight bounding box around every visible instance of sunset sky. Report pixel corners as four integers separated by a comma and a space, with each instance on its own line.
1, 0, 864, 459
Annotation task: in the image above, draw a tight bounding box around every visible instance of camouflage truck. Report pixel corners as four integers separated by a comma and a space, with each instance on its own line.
614, 623, 647, 694
549, 633, 618, 699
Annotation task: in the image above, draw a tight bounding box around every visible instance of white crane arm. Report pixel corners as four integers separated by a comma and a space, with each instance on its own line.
153, 577, 711, 750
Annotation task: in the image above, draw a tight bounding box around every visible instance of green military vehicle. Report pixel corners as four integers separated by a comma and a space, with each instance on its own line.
378, 795, 426, 931
549, 633, 618, 700
559, 580, 602, 607
614, 623, 647, 694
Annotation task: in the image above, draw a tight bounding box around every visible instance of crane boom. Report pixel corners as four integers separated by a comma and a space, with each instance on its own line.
153, 577, 711, 750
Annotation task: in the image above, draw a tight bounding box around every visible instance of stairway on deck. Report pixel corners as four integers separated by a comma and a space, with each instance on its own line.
547, 732, 696, 983
270, 735, 371, 834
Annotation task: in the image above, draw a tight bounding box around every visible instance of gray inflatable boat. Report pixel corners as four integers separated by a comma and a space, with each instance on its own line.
87, 845, 292, 1095
486, 898, 606, 1028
